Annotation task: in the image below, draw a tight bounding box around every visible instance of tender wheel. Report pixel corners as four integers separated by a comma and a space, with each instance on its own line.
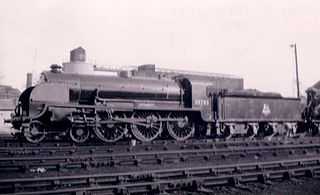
311, 123, 320, 135
131, 112, 162, 142
94, 113, 128, 143
246, 124, 255, 138
69, 126, 90, 143
166, 112, 195, 141
24, 121, 46, 143
258, 123, 274, 137
221, 125, 231, 139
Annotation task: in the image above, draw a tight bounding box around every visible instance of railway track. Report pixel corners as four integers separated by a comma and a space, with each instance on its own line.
1, 135, 319, 155
1, 136, 320, 194
0, 134, 317, 148
1, 157, 320, 195
1, 139, 320, 177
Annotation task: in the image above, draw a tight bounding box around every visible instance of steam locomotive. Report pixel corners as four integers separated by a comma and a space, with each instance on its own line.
7, 48, 319, 143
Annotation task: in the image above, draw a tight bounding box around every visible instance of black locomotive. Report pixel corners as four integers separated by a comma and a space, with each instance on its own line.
7, 48, 314, 143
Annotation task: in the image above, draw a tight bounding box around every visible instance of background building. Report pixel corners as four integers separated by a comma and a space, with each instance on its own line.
0, 85, 19, 134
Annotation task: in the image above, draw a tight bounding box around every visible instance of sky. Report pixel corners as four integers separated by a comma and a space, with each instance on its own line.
0, 0, 319, 96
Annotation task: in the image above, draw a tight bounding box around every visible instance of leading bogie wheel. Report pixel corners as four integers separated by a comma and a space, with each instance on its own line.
24, 120, 46, 143
69, 126, 90, 143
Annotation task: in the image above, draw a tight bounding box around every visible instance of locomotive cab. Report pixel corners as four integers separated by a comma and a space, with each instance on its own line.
175, 77, 192, 108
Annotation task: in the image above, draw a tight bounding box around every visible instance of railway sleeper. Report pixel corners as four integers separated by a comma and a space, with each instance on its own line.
1, 162, 320, 194
2, 142, 320, 175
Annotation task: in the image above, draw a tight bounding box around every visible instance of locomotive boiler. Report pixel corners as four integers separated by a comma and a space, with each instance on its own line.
8, 47, 308, 143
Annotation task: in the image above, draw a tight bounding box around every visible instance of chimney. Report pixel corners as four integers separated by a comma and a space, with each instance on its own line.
70, 47, 86, 62
62, 47, 93, 74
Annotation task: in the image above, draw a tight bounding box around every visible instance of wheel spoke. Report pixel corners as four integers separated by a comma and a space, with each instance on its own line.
94, 113, 127, 143
131, 112, 162, 142
167, 112, 194, 141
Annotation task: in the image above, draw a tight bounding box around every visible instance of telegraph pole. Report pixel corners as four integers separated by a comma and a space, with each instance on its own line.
290, 43, 300, 98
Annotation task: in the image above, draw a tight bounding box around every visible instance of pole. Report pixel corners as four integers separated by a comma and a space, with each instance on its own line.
291, 43, 300, 98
